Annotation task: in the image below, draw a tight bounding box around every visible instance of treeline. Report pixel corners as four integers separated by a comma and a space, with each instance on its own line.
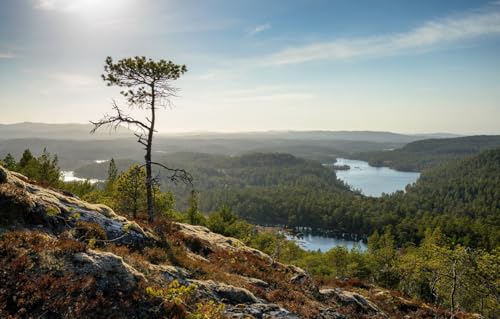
1, 149, 61, 187
353, 135, 500, 171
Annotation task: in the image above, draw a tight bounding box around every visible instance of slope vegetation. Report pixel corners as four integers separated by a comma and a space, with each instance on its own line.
0, 165, 471, 319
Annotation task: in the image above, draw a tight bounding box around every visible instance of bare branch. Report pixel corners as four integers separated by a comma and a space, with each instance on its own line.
90, 101, 150, 134
148, 161, 193, 186
133, 132, 148, 148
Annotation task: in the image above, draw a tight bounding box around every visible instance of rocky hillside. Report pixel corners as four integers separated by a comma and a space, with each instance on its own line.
0, 165, 481, 318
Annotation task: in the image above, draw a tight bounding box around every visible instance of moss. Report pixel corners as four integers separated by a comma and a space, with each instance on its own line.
75, 221, 107, 242
46, 206, 61, 217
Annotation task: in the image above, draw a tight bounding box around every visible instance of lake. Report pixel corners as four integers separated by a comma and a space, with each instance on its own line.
333, 158, 420, 197
61, 171, 102, 184
286, 233, 367, 252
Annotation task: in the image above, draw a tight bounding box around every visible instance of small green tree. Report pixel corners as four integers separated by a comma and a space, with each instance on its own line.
114, 164, 146, 218
184, 190, 204, 225
105, 158, 118, 193
18, 149, 34, 169
326, 246, 349, 278
2, 153, 17, 170
368, 229, 399, 287
153, 187, 175, 217
206, 206, 239, 236
113, 164, 174, 219
37, 148, 61, 186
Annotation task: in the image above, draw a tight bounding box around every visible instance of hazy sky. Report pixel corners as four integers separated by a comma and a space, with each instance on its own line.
1, 0, 500, 134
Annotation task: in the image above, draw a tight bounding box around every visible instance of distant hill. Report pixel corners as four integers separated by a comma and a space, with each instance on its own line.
354, 135, 500, 171
0, 122, 131, 140
1, 122, 461, 168
0, 122, 457, 143
159, 130, 453, 143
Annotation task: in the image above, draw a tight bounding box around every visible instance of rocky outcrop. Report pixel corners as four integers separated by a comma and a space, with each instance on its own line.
0, 165, 156, 247
174, 222, 273, 262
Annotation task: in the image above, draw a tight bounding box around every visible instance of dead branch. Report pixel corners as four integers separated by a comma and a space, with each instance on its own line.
90, 100, 150, 134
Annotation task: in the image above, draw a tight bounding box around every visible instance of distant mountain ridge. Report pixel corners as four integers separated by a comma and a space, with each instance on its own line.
355, 135, 500, 171
0, 122, 131, 140
159, 130, 461, 143
0, 122, 460, 142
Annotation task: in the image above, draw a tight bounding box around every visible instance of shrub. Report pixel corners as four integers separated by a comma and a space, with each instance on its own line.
144, 247, 168, 264
75, 221, 107, 242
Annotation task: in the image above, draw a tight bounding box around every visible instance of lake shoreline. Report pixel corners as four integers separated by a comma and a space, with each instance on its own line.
256, 224, 368, 252
332, 158, 420, 197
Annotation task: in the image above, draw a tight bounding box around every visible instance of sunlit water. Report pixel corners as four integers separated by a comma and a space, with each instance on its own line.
286, 158, 420, 251
286, 233, 367, 252
61, 171, 102, 184
333, 158, 420, 197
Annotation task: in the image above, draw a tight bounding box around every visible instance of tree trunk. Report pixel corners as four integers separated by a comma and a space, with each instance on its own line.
146, 86, 156, 223
146, 149, 153, 222
450, 261, 457, 319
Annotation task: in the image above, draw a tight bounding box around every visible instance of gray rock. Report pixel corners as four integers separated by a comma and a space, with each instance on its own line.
225, 303, 300, 319
318, 308, 347, 319
240, 276, 269, 288
320, 288, 382, 314
192, 280, 260, 304
72, 250, 145, 291
0, 166, 7, 184
290, 271, 320, 299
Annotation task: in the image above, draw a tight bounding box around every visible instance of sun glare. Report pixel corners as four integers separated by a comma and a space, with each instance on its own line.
36, 0, 130, 18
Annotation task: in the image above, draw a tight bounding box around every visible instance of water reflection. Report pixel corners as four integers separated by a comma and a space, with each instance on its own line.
333, 158, 420, 197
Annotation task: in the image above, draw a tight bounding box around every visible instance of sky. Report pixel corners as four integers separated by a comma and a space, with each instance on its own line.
0, 0, 500, 134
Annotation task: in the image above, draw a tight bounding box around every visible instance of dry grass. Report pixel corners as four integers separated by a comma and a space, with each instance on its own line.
0, 230, 181, 319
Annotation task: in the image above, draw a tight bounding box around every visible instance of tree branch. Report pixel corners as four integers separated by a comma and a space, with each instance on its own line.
148, 161, 193, 186
90, 100, 150, 134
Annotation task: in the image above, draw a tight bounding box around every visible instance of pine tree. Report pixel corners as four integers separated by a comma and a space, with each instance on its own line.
185, 190, 203, 225
105, 158, 118, 193
18, 149, 34, 169
2, 153, 17, 170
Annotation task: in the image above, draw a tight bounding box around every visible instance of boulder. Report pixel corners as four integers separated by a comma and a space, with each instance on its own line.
320, 288, 383, 315
0, 166, 7, 183
239, 275, 269, 288
192, 280, 260, 305
73, 250, 145, 291
174, 223, 273, 262
225, 303, 300, 319
290, 271, 320, 299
